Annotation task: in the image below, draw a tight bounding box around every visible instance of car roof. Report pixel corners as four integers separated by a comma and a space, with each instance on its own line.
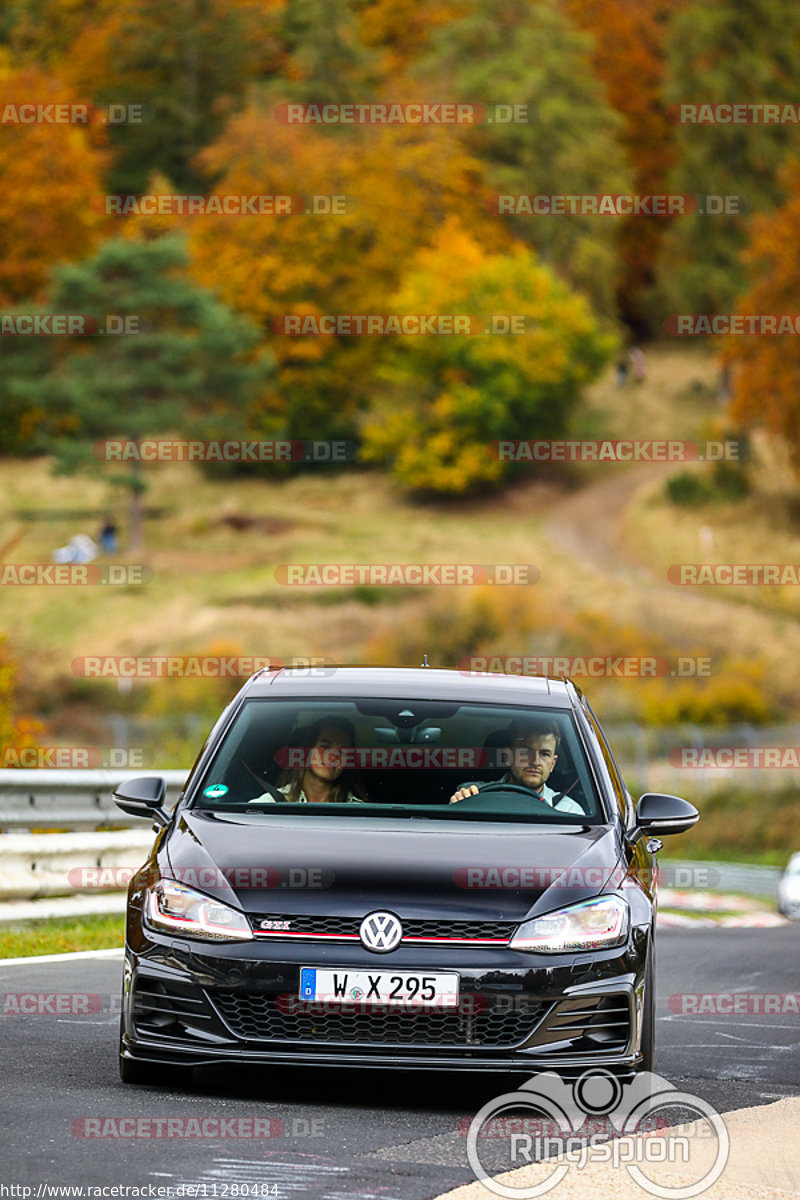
243, 666, 577, 709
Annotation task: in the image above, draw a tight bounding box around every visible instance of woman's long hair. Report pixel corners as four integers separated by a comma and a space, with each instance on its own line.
278, 716, 368, 803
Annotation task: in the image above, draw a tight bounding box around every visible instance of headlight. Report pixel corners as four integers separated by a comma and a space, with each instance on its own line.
510, 896, 629, 953
146, 879, 253, 941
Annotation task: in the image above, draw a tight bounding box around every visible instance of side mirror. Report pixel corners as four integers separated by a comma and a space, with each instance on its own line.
633, 792, 699, 840
113, 776, 169, 827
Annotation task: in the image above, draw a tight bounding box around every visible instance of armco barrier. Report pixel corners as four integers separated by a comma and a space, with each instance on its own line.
0, 769, 186, 832
0, 769, 186, 905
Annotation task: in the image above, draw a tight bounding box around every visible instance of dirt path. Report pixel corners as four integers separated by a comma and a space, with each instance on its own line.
540, 466, 800, 694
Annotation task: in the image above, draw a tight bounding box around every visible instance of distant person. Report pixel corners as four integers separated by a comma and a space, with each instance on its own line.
449, 717, 583, 814
51, 533, 98, 564
616, 356, 629, 387
251, 716, 368, 804
99, 519, 119, 555
630, 346, 647, 384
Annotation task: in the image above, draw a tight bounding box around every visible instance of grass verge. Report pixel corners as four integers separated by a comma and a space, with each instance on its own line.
0, 913, 124, 958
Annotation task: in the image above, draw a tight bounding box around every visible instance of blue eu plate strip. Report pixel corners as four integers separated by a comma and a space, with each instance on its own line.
300, 968, 316, 999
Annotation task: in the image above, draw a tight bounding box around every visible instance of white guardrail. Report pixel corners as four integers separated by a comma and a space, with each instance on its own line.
0, 770, 186, 905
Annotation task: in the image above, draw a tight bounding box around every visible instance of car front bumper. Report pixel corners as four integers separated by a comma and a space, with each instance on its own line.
120, 926, 650, 1074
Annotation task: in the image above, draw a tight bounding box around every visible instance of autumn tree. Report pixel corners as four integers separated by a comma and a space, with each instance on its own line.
188, 107, 503, 442
412, 0, 632, 318
563, 0, 686, 329
59, 0, 286, 193
356, 0, 466, 80
0, 0, 118, 67
0, 65, 107, 305
726, 160, 800, 467
278, 0, 377, 101
657, 0, 800, 315
19, 236, 271, 550
361, 222, 616, 495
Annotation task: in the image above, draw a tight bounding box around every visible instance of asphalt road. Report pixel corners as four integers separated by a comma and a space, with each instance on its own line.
1, 927, 798, 1200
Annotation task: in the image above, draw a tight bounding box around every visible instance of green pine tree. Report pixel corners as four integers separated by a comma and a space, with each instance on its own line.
24, 236, 271, 550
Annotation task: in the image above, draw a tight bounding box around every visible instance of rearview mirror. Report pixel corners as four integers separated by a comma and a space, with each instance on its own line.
113, 776, 169, 827
633, 792, 699, 839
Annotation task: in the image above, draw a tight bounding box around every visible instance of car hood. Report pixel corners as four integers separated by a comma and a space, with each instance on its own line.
163, 810, 625, 923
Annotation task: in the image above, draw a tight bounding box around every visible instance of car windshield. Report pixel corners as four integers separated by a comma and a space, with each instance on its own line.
190, 698, 604, 823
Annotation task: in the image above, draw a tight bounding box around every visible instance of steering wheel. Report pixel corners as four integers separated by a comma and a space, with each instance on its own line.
453, 783, 552, 809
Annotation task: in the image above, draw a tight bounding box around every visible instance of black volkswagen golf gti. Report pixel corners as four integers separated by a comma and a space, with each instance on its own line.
114, 667, 698, 1083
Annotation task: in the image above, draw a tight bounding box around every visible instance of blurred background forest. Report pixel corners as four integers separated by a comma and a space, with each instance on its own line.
3, 0, 800, 859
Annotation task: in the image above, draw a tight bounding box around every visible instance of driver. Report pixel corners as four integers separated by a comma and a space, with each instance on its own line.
449, 717, 583, 813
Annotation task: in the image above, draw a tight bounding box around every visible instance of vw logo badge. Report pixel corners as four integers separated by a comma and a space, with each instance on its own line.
359, 911, 403, 953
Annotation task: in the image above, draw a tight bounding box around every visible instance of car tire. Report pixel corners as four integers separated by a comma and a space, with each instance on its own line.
638, 939, 655, 1074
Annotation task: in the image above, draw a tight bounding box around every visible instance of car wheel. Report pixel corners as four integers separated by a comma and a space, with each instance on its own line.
636, 939, 655, 1074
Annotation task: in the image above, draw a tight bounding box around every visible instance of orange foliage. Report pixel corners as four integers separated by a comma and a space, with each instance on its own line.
185, 106, 508, 419
564, 0, 686, 320
0, 65, 108, 304
727, 159, 800, 466
358, 0, 467, 78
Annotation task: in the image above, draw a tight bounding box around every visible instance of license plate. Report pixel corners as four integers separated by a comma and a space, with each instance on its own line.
299, 967, 459, 1007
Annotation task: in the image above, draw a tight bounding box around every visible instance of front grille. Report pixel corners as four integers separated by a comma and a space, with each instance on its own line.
210, 990, 544, 1048
528, 994, 632, 1055
251, 913, 515, 944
